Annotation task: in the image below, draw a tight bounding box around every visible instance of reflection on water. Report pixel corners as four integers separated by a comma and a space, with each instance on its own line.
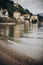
8, 24, 43, 62
22, 24, 43, 39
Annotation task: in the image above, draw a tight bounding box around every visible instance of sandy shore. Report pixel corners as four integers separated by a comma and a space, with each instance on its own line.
0, 39, 42, 65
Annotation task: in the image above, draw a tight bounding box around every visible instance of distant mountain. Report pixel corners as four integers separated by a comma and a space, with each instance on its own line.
39, 13, 43, 17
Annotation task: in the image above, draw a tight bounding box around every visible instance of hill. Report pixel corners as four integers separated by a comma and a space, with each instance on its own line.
0, 0, 32, 18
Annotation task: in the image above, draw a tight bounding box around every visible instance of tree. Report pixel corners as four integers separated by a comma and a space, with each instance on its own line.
0, 0, 14, 9
0, 0, 32, 18
37, 14, 43, 22
0, 0, 14, 17
6, 2, 14, 18
37, 14, 43, 27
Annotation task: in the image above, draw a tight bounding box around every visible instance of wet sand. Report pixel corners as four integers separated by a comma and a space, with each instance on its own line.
0, 39, 40, 65
0, 40, 38, 65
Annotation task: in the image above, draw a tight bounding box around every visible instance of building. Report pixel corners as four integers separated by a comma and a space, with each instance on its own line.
4, 9, 9, 18
0, 8, 9, 18
13, 11, 21, 19
30, 15, 38, 22
23, 14, 30, 19
13, 2, 19, 8
19, 16, 24, 21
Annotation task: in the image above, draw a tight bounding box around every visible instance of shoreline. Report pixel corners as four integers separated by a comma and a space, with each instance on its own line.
0, 39, 42, 65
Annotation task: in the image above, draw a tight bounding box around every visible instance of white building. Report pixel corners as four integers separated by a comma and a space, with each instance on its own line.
0, 8, 4, 17
19, 16, 24, 21
13, 11, 21, 19
5, 10, 8, 17
30, 15, 38, 22
13, 2, 19, 8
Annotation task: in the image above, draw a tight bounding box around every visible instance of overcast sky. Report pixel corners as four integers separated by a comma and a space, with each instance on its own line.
13, 0, 43, 14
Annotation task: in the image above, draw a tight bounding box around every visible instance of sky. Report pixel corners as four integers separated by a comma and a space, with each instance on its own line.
12, 0, 43, 14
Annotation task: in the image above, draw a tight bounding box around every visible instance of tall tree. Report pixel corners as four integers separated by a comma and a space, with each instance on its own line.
0, 0, 14, 9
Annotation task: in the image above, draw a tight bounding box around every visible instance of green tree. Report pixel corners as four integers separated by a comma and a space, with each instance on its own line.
37, 14, 43, 27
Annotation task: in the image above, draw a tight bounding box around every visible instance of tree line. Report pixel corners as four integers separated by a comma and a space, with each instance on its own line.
0, 0, 32, 18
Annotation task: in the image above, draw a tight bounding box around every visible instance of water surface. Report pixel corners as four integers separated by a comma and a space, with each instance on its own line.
8, 25, 43, 62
